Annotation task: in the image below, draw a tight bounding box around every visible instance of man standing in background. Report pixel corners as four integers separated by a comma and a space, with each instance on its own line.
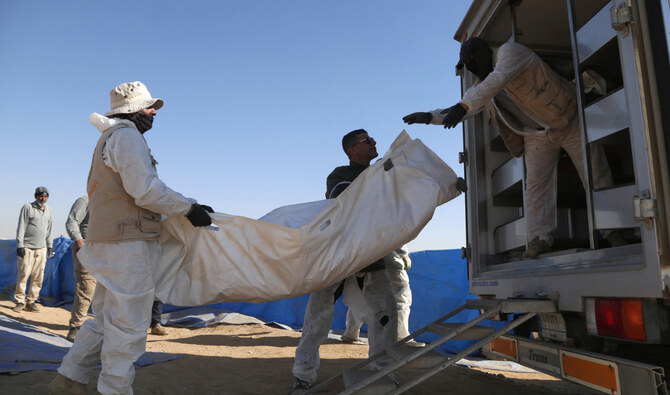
13, 186, 54, 313
65, 195, 93, 342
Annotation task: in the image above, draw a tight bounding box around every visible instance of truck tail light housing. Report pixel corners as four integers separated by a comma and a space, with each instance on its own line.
585, 298, 646, 341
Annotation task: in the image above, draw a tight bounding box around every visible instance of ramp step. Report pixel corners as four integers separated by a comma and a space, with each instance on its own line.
426, 323, 495, 339
385, 345, 446, 369
465, 298, 556, 313
343, 369, 398, 395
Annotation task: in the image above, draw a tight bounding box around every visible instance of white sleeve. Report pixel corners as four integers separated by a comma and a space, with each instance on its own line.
102, 128, 195, 216
461, 42, 537, 113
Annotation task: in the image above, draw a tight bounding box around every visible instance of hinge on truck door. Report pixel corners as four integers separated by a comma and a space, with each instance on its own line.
610, 4, 633, 37
633, 191, 656, 230
459, 151, 467, 164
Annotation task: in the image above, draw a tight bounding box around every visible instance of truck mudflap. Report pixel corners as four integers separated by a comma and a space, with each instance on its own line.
486, 335, 667, 395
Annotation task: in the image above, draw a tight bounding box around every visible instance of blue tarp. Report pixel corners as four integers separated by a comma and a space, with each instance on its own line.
0, 238, 508, 372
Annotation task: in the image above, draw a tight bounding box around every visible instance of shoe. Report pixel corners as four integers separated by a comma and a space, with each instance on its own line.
290, 378, 311, 394
12, 302, 25, 312
523, 237, 551, 259
26, 302, 41, 312
66, 327, 79, 342
340, 334, 359, 344
49, 373, 87, 395
402, 339, 426, 347
150, 324, 168, 335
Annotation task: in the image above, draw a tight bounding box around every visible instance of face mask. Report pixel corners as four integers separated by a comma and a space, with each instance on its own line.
469, 47, 493, 81
130, 112, 154, 134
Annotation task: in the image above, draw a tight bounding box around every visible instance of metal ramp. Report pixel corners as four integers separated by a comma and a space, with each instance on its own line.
307, 298, 556, 394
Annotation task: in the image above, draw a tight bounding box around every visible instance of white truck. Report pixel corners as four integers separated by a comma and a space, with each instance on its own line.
455, 0, 670, 393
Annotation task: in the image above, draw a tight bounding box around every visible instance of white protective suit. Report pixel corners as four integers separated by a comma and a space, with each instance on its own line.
293, 271, 397, 385
430, 42, 611, 246
343, 246, 413, 341
58, 113, 195, 395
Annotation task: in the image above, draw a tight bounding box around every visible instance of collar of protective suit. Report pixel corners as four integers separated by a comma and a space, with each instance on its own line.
89, 112, 136, 133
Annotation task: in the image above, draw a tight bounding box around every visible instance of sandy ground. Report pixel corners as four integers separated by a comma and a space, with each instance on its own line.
0, 294, 594, 395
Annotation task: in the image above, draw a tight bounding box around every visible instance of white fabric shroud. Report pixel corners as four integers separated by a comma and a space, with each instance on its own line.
154, 131, 461, 306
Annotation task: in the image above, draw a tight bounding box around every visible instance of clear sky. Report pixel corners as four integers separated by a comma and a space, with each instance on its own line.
0, 1, 472, 252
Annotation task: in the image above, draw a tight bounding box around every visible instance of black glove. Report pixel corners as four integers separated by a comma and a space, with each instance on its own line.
47, 248, 55, 259
456, 177, 467, 192
402, 112, 432, 125
440, 103, 467, 129
199, 204, 214, 213
186, 204, 212, 227
17, 247, 25, 258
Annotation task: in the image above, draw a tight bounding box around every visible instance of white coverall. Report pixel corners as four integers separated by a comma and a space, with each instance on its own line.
57, 114, 194, 395
430, 42, 611, 246
343, 246, 413, 340
292, 270, 397, 385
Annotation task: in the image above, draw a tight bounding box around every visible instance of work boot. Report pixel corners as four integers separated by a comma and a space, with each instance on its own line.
12, 302, 25, 312
49, 373, 87, 395
290, 378, 311, 394
66, 327, 79, 342
26, 302, 41, 312
523, 237, 551, 259
150, 324, 168, 335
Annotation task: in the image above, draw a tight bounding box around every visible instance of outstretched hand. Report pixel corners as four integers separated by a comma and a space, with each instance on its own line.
440, 103, 467, 129
402, 112, 432, 125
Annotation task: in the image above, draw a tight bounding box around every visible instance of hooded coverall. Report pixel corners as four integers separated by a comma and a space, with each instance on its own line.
430, 42, 612, 246
57, 114, 195, 395
292, 161, 397, 385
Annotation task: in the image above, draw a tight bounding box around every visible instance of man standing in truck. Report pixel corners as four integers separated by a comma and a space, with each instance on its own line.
403, 37, 612, 258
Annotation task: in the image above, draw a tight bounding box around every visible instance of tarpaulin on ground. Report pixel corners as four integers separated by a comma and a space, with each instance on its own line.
153, 131, 461, 305
0, 314, 181, 373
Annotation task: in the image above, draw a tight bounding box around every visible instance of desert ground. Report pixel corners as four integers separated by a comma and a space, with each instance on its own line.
0, 293, 595, 395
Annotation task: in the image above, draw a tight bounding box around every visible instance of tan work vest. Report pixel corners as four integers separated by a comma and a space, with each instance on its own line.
86, 124, 162, 242
487, 56, 578, 158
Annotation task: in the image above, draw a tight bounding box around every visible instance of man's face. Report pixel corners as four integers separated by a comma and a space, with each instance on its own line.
35, 193, 48, 207
348, 132, 378, 164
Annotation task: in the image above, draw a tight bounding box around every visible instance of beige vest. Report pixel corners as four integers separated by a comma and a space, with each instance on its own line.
86, 124, 162, 242
487, 56, 578, 158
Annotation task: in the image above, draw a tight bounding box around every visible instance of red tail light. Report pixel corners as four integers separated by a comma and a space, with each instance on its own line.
594, 299, 646, 341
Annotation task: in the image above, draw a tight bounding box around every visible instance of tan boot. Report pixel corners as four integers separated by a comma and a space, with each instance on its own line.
150, 323, 168, 335
49, 373, 86, 395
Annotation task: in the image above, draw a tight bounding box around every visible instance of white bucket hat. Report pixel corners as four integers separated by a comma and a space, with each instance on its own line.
104, 81, 164, 117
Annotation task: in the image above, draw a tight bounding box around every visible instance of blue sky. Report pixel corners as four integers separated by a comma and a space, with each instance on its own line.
0, 1, 472, 252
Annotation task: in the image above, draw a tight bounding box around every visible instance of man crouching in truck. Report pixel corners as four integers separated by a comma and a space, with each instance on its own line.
403, 37, 613, 258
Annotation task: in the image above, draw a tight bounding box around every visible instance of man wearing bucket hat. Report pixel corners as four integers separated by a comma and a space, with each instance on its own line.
13, 186, 53, 313
403, 37, 613, 259
51, 81, 214, 395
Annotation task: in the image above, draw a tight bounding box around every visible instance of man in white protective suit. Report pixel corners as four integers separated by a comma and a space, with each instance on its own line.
403, 37, 613, 259
291, 129, 398, 394
340, 245, 425, 347
50, 81, 214, 395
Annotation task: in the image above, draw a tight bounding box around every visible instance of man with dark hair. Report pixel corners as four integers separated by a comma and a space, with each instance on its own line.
404, 37, 612, 258
65, 195, 93, 342
291, 129, 398, 393
13, 186, 54, 313
51, 81, 214, 395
